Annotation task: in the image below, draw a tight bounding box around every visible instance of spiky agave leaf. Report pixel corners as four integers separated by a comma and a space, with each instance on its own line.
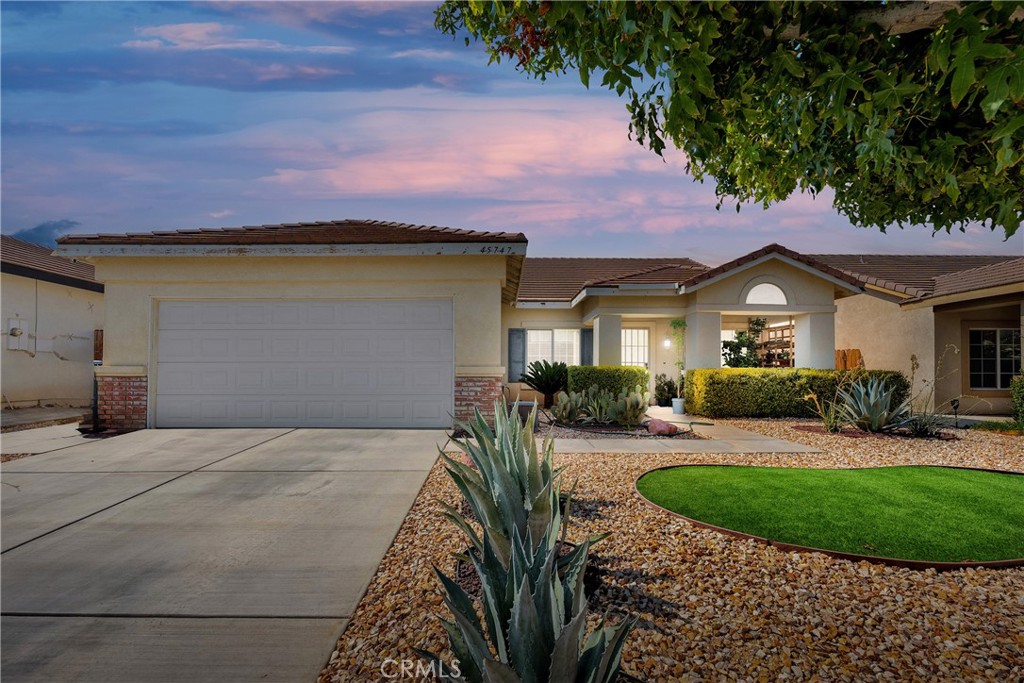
547, 609, 587, 683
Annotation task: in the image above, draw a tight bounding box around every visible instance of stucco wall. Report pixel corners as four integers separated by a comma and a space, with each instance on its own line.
1, 273, 104, 407
92, 253, 507, 377
835, 293, 936, 405
694, 260, 837, 308
933, 299, 1021, 416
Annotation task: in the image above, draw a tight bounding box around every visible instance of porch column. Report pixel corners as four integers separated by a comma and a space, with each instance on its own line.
593, 314, 622, 366
794, 312, 836, 369
684, 311, 722, 369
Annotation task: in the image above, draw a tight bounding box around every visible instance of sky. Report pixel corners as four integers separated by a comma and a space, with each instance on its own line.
2, 1, 1021, 266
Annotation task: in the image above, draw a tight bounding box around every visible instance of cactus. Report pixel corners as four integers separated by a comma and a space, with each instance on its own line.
615, 385, 651, 430
550, 390, 586, 425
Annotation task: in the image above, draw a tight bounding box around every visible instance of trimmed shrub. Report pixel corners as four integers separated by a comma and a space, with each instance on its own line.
684, 368, 910, 418
568, 365, 650, 395
1012, 375, 1024, 423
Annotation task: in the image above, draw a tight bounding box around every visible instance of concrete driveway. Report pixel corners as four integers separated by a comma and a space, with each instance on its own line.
1, 427, 447, 682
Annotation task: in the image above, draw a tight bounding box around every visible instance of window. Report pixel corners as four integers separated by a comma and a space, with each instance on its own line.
621, 328, 649, 368
969, 328, 1021, 390
745, 283, 787, 305
526, 329, 580, 365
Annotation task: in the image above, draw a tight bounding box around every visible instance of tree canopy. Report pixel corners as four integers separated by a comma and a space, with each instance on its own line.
435, 1, 1024, 238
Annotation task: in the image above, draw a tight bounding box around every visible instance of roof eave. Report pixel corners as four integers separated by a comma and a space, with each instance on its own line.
900, 282, 1024, 309
54, 242, 528, 258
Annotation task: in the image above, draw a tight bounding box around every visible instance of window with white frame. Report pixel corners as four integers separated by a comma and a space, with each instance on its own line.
621, 328, 649, 368
968, 328, 1021, 390
526, 329, 580, 366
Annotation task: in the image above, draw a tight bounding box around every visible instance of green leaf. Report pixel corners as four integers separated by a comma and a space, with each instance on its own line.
950, 56, 976, 107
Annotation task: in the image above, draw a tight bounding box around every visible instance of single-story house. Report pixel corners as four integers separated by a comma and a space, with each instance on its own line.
2, 234, 105, 409
55, 220, 1022, 429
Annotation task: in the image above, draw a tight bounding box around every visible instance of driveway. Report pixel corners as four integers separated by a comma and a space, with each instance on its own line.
1, 427, 447, 682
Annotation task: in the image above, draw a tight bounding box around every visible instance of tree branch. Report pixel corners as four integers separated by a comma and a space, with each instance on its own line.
768, 1, 1023, 41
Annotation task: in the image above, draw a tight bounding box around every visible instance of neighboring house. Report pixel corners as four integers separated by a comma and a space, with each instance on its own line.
1, 234, 105, 409
55, 221, 1022, 429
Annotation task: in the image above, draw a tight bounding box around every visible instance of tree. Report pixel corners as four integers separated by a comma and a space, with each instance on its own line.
435, 1, 1023, 237
722, 317, 767, 368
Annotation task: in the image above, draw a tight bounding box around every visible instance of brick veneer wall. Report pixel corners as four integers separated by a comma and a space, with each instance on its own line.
97, 375, 147, 430
454, 375, 503, 424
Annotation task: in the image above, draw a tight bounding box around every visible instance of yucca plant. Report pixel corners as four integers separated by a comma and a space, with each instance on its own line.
839, 376, 911, 433
521, 360, 569, 408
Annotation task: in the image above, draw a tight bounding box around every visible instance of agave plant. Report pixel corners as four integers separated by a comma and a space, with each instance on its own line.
521, 360, 569, 408
582, 386, 616, 425
422, 527, 634, 683
839, 376, 911, 433
441, 401, 603, 568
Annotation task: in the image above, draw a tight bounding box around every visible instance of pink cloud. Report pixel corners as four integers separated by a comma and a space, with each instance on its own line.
123, 22, 354, 54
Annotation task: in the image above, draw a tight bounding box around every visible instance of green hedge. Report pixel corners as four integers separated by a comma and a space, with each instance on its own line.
683, 368, 911, 418
568, 365, 650, 395
1012, 375, 1024, 423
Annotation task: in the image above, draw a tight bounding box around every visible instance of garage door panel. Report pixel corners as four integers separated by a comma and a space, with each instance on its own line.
156, 394, 453, 428
156, 299, 453, 428
158, 329, 450, 363
158, 362, 449, 397
158, 300, 452, 331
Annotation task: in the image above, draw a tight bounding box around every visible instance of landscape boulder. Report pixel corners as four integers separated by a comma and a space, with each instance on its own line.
648, 418, 679, 436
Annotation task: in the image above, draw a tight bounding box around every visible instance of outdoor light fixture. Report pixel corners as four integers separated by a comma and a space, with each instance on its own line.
950, 399, 960, 429
663, 337, 671, 349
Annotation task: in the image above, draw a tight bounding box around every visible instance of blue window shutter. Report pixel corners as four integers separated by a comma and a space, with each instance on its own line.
508, 328, 526, 381
580, 328, 594, 366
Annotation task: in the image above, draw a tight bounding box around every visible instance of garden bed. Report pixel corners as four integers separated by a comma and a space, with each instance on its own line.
537, 412, 705, 440
318, 420, 1023, 683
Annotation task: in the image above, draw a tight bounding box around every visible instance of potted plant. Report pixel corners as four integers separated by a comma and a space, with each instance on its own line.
669, 319, 686, 414
654, 374, 674, 407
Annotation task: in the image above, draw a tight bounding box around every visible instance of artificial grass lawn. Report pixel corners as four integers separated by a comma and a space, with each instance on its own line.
637, 466, 1024, 562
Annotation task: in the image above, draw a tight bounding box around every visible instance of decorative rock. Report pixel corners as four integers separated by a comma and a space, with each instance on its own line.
648, 418, 680, 435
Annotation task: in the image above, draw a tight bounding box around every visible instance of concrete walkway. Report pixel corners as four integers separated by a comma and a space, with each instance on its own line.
1, 406, 88, 431
1, 427, 445, 683
550, 407, 818, 454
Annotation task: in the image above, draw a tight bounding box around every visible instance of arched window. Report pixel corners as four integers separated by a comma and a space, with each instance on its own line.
745, 282, 787, 305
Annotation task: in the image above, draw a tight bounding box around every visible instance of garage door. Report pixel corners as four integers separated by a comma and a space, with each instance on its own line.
155, 300, 453, 428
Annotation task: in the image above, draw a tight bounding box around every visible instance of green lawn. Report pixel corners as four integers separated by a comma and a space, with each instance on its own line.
637, 466, 1024, 562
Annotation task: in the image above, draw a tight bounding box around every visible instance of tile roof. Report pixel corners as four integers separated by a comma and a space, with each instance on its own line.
57, 219, 527, 246
679, 244, 866, 291
927, 257, 1024, 299
809, 253, 1019, 298
1, 234, 100, 288
517, 257, 707, 302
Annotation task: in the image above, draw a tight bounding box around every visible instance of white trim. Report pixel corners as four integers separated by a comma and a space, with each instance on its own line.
55, 242, 528, 258
515, 301, 575, 309
900, 283, 1024, 309
679, 253, 862, 295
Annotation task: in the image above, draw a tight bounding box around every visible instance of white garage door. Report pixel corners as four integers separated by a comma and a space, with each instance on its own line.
155, 299, 454, 428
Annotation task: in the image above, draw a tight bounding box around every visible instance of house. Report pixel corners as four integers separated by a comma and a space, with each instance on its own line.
55, 221, 1022, 429
1, 234, 105, 409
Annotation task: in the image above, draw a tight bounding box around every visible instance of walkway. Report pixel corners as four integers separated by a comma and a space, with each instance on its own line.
550, 407, 818, 454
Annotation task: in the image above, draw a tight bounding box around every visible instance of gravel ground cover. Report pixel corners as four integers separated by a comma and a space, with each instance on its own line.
318, 420, 1023, 683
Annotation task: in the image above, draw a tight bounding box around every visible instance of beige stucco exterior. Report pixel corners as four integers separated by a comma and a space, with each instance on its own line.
90, 254, 509, 424
1, 272, 104, 407
933, 296, 1021, 415
835, 293, 937, 404
93, 254, 507, 372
